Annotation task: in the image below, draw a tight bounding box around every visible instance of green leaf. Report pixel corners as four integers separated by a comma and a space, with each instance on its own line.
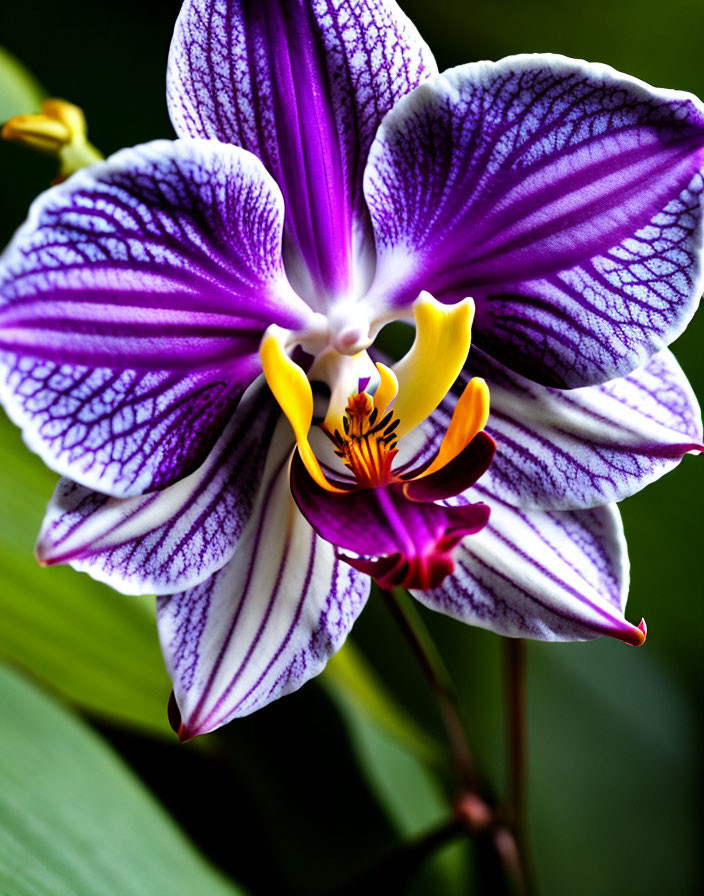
0, 46, 45, 121
527, 637, 701, 896
0, 411, 172, 735
0, 661, 244, 896
323, 638, 473, 895
322, 640, 443, 767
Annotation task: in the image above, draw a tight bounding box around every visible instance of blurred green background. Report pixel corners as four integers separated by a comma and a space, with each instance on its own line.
0, 1, 702, 894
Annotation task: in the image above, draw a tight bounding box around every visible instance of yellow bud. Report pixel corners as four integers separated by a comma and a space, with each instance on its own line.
41, 99, 87, 138
2, 97, 102, 182
1, 113, 71, 153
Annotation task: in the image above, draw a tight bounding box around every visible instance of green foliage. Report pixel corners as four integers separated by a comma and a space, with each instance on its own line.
528, 638, 700, 895
0, 412, 172, 735
325, 642, 472, 893
322, 640, 443, 768
0, 46, 44, 122
0, 661, 243, 896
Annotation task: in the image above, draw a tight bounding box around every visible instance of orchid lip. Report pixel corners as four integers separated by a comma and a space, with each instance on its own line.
288, 352, 496, 593
277, 287, 495, 594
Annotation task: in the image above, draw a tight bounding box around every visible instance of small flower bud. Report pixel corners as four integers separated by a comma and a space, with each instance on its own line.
2, 98, 102, 182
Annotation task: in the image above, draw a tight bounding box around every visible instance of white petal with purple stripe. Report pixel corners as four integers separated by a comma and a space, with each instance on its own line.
413, 494, 642, 644
157, 421, 370, 736
364, 55, 704, 386
168, 0, 436, 306
36, 379, 280, 595
424, 348, 702, 511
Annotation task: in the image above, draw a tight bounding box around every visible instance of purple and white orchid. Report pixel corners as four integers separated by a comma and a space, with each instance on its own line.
1, 0, 703, 738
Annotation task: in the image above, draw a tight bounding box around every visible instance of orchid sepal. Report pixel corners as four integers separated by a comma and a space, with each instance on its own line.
364, 53, 704, 387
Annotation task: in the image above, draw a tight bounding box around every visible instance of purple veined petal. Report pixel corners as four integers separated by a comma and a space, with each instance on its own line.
157, 420, 370, 737
427, 347, 702, 511
167, 0, 437, 308
0, 138, 312, 497
35, 378, 280, 595
364, 54, 704, 386
413, 492, 645, 646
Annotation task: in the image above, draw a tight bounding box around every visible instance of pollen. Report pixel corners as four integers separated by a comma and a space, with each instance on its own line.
326, 391, 400, 488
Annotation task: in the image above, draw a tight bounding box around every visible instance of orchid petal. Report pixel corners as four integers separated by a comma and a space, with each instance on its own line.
414, 494, 644, 645
168, 0, 436, 307
0, 139, 306, 497
420, 377, 490, 477
428, 348, 703, 510
35, 379, 280, 595
373, 362, 399, 415
365, 54, 704, 386
157, 423, 370, 737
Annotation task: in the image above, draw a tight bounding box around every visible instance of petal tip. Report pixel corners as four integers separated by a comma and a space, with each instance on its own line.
167, 690, 190, 741
620, 617, 647, 647
177, 724, 194, 744
636, 617, 648, 645
33, 538, 54, 567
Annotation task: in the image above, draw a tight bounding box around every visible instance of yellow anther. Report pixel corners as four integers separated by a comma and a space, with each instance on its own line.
2, 98, 102, 182
390, 293, 475, 439
260, 327, 343, 493
421, 377, 490, 477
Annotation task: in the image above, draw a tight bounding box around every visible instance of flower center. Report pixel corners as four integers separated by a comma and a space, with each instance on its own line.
324, 391, 400, 488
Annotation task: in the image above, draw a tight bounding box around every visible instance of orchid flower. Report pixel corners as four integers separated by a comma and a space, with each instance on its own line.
1, 0, 703, 738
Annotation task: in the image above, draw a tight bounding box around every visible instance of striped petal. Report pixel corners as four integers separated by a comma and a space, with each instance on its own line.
413, 492, 644, 645
35, 379, 280, 595
426, 348, 702, 510
168, 0, 436, 307
157, 421, 370, 737
0, 138, 312, 497
364, 55, 704, 386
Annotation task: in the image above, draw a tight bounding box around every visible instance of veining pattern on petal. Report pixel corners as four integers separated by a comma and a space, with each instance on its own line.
158, 445, 370, 733
168, 0, 437, 302
0, 139, 304, 495
365, 55, 704, 385
425, 347, 702, 510
1, 359, 255, 496
37, 379, 281, 594
478, 174, 704, 386
415, 498, 636, 643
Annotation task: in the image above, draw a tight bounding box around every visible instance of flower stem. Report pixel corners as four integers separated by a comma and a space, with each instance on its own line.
504, 637, 535, 894
380, 586, 477, 790
380, 587, 534, 894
